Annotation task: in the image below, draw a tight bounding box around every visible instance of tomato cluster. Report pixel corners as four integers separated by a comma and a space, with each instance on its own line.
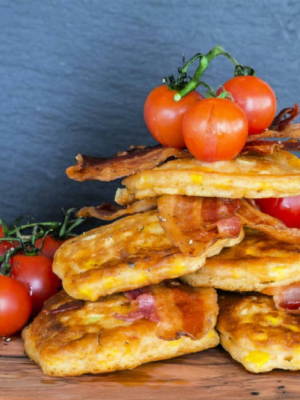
0, 210, 84, 337
144, 75, 276, 162
0, 234, 64, 337
144, 46, 277, 162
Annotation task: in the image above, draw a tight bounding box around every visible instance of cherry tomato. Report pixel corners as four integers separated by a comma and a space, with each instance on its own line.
219, 76, 277, 135
0, 226, 19, 257
256, 196, 300, 228
10, 254, 62, 317
35, 235, 65, 258
182, 97, 248, 162
0, 240, 18, 257
144, 85, 203, 148
0, 275, 32, 337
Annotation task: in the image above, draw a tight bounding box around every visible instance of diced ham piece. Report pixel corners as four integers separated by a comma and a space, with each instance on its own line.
216, 216, 242, 237
115, 289, 159, 323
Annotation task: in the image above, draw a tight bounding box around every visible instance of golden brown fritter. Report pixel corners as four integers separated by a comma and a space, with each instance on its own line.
115, 151, 300, 204
217, 293, 300, 373
22, 282, 219, 376
182, 229, 300, 292
53, 210, 244, 301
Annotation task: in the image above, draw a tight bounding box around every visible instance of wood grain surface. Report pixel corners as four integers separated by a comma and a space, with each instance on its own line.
1, 336, 300, 400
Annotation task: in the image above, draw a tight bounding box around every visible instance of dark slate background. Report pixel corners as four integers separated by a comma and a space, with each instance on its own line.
1, 0, 300, 224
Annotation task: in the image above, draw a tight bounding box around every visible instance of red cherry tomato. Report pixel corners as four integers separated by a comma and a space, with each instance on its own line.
256, 196, 300, 228
0, 275, 32, 337
144, 85, 203, 148
182, 97, 248, 162
10, 254, 62, 317
35, 235, 65, 258
0, 225, 19, 257
0, 240, 18, 257
219, 76, 277, 135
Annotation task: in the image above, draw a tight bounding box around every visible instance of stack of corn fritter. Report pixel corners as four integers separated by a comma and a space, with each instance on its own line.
22, 117, 300, 375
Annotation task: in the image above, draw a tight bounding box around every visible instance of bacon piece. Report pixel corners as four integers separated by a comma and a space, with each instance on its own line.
157, 195, 242, 256
66, 146, 189, 182
45, 299, 84, 315
76, 198, 158, 221
153, 282, 218, 340
201, 198, 241, 222
246, 123, 300, 142
216, 216, 242, 237
270, 104, 300, 132
264, 283, 300, 314
245, 105, 299, 143
157, 196, 300, 251
238, 199, 300, 244
114, 282, 218, 341
123, 288, 144, 301
115, 288, 159, 323
241, 139, 300, 155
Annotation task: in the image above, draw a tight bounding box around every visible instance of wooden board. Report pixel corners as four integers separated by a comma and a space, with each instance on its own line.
1, 337, 300, 399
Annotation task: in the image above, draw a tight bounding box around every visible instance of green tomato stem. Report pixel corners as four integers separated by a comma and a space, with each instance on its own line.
8, 222, 59, 236
0, 237, 22, 242
180, 53, 202, 74
174, 45, 240, 101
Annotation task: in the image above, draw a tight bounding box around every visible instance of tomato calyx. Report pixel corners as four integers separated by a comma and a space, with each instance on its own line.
162, 52, 211, 92
162, 67, 190, 92
234, 64, 256, 77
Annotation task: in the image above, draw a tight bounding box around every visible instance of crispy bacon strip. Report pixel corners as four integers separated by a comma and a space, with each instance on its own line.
66, 145, 189, 182
264, 283, 300, 314
241, 139, 300, 155
153, 282, 218, 340
76, 198, 158, 221
157, 195, 242, 256
246, 105, 299, 143
157, 196, 300, 255
246, 124, 300, 142
45, 299, 84, 315
115, 281, 217, 341
238, 199, 300, 244
270, 104, 300, 131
